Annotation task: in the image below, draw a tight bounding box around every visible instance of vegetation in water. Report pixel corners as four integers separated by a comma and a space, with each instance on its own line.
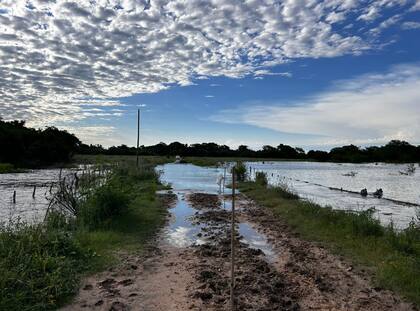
238, 181, 420, 306
255, 171, 268, 186
0, 160, 169, 311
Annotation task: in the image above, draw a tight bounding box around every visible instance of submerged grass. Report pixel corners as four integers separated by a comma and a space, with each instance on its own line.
239, 181, 420, 307
0, 159, 170, 310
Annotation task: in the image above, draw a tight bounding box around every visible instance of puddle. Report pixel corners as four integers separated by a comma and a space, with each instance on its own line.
157, 163, 278, 263
164, 193, 207, 247
238, 222, 277, 263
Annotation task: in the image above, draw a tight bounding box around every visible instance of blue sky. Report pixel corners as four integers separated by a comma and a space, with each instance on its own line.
1, 0, 420, 149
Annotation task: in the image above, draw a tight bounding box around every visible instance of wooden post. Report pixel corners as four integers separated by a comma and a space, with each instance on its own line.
230, 166, 236, 311
136, 108, 140, 168
12, 190, 16, 204
32, 186, 36, 199
223, 165, 227, 195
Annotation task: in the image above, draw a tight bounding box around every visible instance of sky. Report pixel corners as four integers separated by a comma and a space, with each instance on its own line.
1, 0, 420, 150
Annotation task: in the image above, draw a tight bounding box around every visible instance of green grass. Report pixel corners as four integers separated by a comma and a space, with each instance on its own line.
0, 161, 169, 310
74, 154, 172, 166
238, 181, 420, 307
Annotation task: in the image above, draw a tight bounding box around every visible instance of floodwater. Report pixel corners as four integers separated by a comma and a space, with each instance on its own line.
247, 161, 420, 228
157, 163, 275, 260
0, 166, 93, 224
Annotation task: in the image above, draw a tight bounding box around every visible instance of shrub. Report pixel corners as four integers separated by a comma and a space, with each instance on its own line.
255, 171, 268, 186
234, 161, 247, 182
79, 185, 130, 229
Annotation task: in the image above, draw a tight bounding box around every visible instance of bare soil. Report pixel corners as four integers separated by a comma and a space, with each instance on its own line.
62, 192, 417, 311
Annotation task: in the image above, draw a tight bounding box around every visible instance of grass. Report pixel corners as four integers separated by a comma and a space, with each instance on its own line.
74, 154, 172, 166
238, 181, 420, 307
0, 159, 171, 310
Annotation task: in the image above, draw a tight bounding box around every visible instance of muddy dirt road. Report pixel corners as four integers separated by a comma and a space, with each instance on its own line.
62, 164, 416, 310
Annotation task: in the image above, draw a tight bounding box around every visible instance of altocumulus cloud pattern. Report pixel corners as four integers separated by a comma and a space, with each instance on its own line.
0, 0, 419, 127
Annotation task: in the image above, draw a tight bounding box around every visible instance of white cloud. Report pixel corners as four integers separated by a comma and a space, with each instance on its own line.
402, 21, 420, 29
210, 63, 420, 146
254, 70, 292, 78
60, 125, 121, 146
205, 95, 214, 98
0, 0, 417, 135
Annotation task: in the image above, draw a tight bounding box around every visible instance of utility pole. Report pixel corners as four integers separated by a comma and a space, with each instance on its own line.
136, 108, 140, 168
230, 166, 236, 311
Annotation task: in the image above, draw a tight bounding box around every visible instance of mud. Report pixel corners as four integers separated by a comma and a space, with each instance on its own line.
187, 192, 221, 209
62, 191, 417, 311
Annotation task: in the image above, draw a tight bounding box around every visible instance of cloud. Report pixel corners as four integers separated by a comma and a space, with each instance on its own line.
402, 21, 420, 29
210, 63, 420, 146
61, 125, 121, 146
205, 95, 214, 98
1, 0, 415, 126
254, 70, 292, 78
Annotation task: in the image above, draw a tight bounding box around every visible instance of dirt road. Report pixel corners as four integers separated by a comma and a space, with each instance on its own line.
62, 192, 416, 311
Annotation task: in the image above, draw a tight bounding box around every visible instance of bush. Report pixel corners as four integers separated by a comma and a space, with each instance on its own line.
79, 184, 130, 229
234, 161, 247, 182
255, 172, 268, 186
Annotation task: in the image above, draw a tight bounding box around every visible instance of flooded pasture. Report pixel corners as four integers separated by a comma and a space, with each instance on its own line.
247, 161, 420, 228
0, 168, 76, 223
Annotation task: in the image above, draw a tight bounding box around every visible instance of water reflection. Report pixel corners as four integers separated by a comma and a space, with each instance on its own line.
247, 161, 420, 228
239, 222, 277, 262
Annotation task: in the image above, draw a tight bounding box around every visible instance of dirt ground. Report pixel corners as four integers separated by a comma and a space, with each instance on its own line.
62, 193, 417, 311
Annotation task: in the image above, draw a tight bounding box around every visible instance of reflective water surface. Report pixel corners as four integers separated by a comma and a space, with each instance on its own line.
0, 168, 79, 224
247, 161, 420, 228
158, 163, 276, 261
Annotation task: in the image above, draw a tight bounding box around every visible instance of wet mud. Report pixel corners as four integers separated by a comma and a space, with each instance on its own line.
63, 189, 417, 311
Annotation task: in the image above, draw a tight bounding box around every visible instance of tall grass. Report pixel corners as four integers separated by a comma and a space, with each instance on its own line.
239, 181, 420, 306
0, 221, 95, 310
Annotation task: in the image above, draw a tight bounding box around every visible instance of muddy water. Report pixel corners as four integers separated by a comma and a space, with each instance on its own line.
157, 163, 277, 262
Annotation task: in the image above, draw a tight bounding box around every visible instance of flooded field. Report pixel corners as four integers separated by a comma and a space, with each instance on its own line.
0, 166, 93, 224
1, 161, 419, 229
247, 161, 420, 228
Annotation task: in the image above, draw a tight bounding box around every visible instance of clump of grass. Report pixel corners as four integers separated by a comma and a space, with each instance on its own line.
238, 181, 420, 306
255, 171, 268, 186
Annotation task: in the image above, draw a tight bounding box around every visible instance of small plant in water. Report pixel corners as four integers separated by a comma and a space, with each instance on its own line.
234, 161, 247, 182
255, 171, 268, 186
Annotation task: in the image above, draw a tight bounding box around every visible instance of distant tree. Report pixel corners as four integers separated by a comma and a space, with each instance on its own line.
0, 120, 80, 167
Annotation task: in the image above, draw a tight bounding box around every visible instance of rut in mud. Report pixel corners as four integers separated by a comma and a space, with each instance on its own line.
62, 188, 416, 310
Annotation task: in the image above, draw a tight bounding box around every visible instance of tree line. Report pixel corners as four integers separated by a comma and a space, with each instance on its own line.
1, 119, 419, 166
0, 120, 80, 167
79, 140, 420, 163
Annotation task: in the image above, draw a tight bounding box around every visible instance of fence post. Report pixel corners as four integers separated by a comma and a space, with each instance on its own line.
230, 166, 236, 311
32, 186, 36, 199
12, 190, 16, 204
